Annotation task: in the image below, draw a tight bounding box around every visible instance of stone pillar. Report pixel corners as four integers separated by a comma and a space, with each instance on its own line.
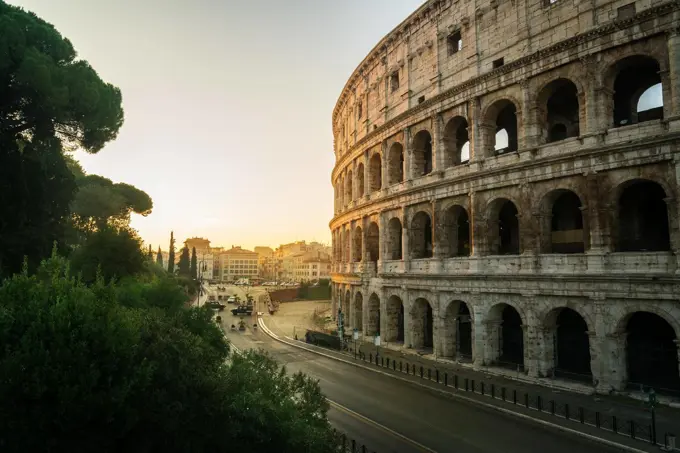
361, 217, 368, 264
579, 55, 604, 138
469, 97, 482, 164
483, 320, 502, 367
665, 29, 680, 129
381, 140, 389, 190
432, 113, 444, 173
364, 150, 370, 199
403, 290, 412, 348
669, 156, 680, 273
604, 332, 628, 391
523, 324, 541, 378
520, 80, 540, 149
403, 127, 412, 181
588, 331, 606, 391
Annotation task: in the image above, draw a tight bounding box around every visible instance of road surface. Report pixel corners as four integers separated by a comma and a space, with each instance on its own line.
222, 309, 635, 453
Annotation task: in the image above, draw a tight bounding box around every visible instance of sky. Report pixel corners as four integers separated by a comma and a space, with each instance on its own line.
10, 0, 424, 251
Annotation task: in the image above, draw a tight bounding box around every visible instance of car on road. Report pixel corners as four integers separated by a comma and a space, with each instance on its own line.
231, 305, 253, 316
204, 301, 226, 311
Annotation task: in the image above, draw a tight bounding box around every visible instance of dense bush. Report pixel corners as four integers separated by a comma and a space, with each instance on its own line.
0, 254, 337, 453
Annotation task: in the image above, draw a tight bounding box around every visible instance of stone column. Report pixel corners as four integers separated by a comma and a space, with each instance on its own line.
520, 80, 540, 149
432, 291, 442, 358
666, 29, 680, 129
363, 150, 370, 200
523, 324, 541, 378
669, 155, 680, 273
381, 140, 389, 190
402, 289, 412, 348
361, 217, 368, 264
579, 55, 603, 139
483, 320, 502, 368
403, 127, 412, 181
588, 331, 606, 391
604, 332, 628, 391
432, 113, 444, 173
469, 97, 482, 164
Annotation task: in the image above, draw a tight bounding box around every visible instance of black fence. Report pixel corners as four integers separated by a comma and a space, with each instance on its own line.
333, 430, 376, 453
352, 351, 675, 449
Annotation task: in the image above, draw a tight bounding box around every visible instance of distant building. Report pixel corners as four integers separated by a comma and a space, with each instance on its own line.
220, 246, 259, 282
295, 258, 331, 282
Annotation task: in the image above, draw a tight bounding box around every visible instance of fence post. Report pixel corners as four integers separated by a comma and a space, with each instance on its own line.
406, 363, 409, 374
565, 404, 570, 420
513, 390, 517, 404
420, 366, 423, 378
630, 421, 635, 440
369, 353, 372, 363
595, 411, 600, 429
454, 375, 459, 389
481, 382, 485, 395
491, 384, 495, 399
393, 360, 396, 371
428, 368, 431, 380
352, 439, 356, 451
501, 387, 506, 401
579, 407, 584, 424
386, 358, 389, 368
465, 378, 469, 391
613, 416, 618, 434
436, 369, 439, 383
524, 393, 529, 408
361, 445, 367, 453
537, 395, 542, 412
444, 373, 448, 386
400, 361, 403, 372
550, 400, 555, 415
471, 379, 475, 392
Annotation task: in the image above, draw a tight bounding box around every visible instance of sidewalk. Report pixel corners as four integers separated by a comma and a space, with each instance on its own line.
262, 315, 679, 452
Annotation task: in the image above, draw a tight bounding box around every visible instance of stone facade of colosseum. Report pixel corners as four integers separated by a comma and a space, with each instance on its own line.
329, 0, 680, 394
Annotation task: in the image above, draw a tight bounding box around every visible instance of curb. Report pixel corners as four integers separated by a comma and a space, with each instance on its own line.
257, 317, 655, 453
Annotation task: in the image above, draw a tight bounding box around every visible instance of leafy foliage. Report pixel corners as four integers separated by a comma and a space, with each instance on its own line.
69, 226, 146, 284
0, 254, 338, 453
0, 1, 124, 276
0, 1, 124, 151
190, 246, 197, 280
156, 246, 163, 267
177, 246, 190, 278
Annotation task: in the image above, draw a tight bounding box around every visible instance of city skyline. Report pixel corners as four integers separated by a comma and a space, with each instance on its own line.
8, 0, 424, 249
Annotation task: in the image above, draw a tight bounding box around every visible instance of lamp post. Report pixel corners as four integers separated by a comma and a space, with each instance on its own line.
197, 258, 207, 307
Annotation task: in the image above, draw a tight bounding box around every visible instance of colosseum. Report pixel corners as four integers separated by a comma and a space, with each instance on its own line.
329, 0, 680, 395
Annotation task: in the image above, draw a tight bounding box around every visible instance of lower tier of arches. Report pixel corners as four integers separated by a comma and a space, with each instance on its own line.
332, 282, 680, 394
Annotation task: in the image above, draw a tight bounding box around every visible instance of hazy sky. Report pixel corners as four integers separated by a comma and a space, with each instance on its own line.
10, 0, 424, 250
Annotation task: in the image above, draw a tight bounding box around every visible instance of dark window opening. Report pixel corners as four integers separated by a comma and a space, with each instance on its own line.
357, 101, 363, 119
457, 303, 473, 359
411, 212, 433, 259
613, 56, 662, 127
443, 205, 471, 257
387, 218, 403, 260
443, 116, 469, 167
447, 31, 462, 56
497, 201, 520, 255
492, 58, 505, 69
617, 180, 670, 252
387, 143, 405, 185
550, 191, 584, 254
499, 305, 524, 367
367, 222, 379, 262
626, 312, 680, 393
390, 72, 400, 93
543, 79, 580, 143
617, 3, 636, 20
412, 130, 433, 177
418, 95, 426, 104
553, 309, 592, 379
492, 101, 518, 153
386, 296, 405, 343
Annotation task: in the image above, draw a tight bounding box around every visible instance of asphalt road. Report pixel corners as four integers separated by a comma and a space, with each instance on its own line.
223, 310, 630, 453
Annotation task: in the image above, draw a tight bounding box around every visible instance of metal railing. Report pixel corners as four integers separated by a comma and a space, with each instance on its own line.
350, 350, 677, 449
333, 430, 377, 453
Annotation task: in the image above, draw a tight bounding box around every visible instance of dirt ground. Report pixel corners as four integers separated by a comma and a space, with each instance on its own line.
264, 300, 334, 339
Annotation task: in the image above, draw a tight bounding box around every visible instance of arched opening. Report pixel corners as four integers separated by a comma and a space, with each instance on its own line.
411, 298, 434, 350
387, 143, 404, 185
352, 226, 363, 262
410, 211, 433, 259
617, 180, 670, 252
356, 163, 365, 198
489, 304, 524, 368
542, 190, 585, 254
443, 116, 470, 167
443, 301, 473, 360
345, 170, 353, 202
339, 177, 345, 207
369, 154, 382, 193
387, 218, 403, 260
611, 55, 663, 127
367, 294, 380, 336
366, 222, 379, 262
353, 293, 363, 332
441, 205, 470, 257
546, 308, 592, 379
412, 130, 433, 177
489, 199, 519, 255
486, 99, 518, 154
538, 78, 580, 144
625, 312, 679, 392
344, 290, 351, 324
385, 295, 405, 343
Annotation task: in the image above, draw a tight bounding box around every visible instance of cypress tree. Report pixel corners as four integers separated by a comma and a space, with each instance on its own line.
190, 247, 198, 280
167, 231, 175, 274
156, 246, 163, 267
177, 246, 191, 277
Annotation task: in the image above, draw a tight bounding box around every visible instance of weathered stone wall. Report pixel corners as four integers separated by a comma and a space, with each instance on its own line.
330, 0, 680, 393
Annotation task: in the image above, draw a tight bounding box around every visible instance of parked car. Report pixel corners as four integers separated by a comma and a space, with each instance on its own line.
205, 301, 225, 311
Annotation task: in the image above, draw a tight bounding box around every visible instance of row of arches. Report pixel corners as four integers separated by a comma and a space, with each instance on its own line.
335, 54, 664, 211
333, 178, 672, 262
338, 290, 680, 392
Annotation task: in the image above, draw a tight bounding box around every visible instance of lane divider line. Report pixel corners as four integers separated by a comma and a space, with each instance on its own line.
256, 317, 653, 453
328, 399, 436, 453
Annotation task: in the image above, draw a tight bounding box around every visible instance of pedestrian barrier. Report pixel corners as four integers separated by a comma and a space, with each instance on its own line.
349, 347, 667, 449
333, 430, 376, 453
